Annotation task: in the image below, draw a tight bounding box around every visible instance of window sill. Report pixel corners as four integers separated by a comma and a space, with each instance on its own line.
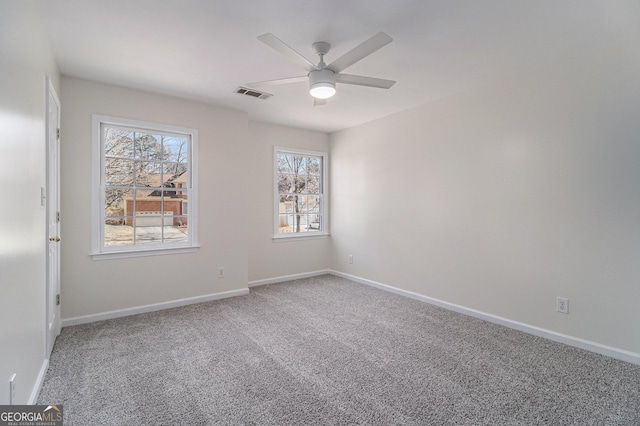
272, 233, 330, 242
91, 245, 200, 260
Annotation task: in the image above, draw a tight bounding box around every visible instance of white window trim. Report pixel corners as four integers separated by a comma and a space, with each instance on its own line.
273, 146, 329, 240
91, 115, 199, 260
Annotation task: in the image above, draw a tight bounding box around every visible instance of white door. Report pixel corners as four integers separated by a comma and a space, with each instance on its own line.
46, 77, 61, 357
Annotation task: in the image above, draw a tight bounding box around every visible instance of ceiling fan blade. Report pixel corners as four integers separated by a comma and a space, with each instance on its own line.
258, 33, 317, 73
314, 98, 327, 106
327, 32, 393, 73
335, 74, 396, 89
247, 76, 308, 87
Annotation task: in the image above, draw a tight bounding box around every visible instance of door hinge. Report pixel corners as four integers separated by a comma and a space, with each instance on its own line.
56, 294, 60, 306
56, 211, 60, 223
56, 128, 60, 140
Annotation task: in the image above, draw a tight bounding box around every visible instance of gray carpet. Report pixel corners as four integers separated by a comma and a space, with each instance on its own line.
38, 275, 640, 425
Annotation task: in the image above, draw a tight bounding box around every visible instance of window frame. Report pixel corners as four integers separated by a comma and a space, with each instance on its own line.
91, 115, 199, 260
273, 146, 329, 240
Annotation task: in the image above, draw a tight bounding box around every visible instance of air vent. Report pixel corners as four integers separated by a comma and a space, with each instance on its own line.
235, 87, 272, 100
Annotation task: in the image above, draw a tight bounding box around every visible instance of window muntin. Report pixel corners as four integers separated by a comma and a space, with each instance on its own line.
92, 116, 198, 259
274, 147, 328, 238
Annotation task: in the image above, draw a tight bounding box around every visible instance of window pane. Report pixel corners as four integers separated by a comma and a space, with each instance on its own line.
134, 161, 161, 188
162, 163, 189, 194
181, 196, 188, 215
291, 209, 300, 233
278, 215, 292, 233
105, 188, 131, 213
104, 128, 133, 157
291, 156, 305, 176
174, 188, 189, 202
296, 156, 308, 175
144, 227, 184, 244
133, 133, 162, 161
306, 176, 320, 194
278, 174, 293, 193
294, 175, 305, 193
161, 190, 184, 216
310, 196, 321, 212
135, 226, 164, 245
312, 215, 322, 231
162, 225, 188, 243
278, 199, 293, 214
307, 157, 321, 175
163, 136, 188, 164
164, 162, 187, 183
104, 220, 134, 246
277, 154, 293, 173
174, 215, 188, 229
131, 190, 162, 223
105, 158, 133, 186
308, 197, 321, 230
105, 203, 124, 224
297, 195, 306, 214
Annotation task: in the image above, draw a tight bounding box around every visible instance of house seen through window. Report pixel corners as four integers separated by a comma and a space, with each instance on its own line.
92, 115, 198, 259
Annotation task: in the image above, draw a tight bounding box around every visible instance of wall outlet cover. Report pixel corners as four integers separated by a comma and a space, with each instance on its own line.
557, 297, 569, 314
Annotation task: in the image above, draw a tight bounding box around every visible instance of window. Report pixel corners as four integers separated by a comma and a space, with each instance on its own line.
274, 147, 328, 239
91, 115, 198, 259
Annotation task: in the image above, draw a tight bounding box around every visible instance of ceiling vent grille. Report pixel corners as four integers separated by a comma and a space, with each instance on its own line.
235, 87, 272, 100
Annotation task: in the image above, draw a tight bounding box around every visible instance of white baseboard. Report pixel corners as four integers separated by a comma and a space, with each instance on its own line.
248, 269, 331, 288
329, 270, 640, 366
61, 288, 250, 327
28, 358, 49, 404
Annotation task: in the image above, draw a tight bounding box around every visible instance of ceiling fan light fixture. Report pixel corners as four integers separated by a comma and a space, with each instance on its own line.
309, 68, 336, 99
310, 82, 336, 99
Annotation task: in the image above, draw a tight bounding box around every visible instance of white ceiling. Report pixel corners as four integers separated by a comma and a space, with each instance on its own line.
38, 0, 639, 133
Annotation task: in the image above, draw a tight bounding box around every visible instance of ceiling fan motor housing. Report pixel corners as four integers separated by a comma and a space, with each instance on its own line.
312, 41, 331, 56
309, 68, 337, 99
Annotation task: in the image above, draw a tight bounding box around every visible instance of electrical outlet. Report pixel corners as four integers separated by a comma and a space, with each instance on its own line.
349, 255, 353, 264
556, 297, 569, 314
218, 267, 224, 279
9, 374, 16, 405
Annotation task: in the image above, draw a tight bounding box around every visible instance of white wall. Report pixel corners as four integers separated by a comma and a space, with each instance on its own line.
330, 38, 640, 355
60, 78, 250, 319
248, 121, 331, 283
0, 2, 60, 404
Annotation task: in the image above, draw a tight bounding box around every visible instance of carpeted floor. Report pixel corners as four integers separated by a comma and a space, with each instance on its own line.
38, 275, 640, 425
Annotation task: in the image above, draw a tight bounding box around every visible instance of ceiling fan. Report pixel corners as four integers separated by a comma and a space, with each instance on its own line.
248, 32, 396, 105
